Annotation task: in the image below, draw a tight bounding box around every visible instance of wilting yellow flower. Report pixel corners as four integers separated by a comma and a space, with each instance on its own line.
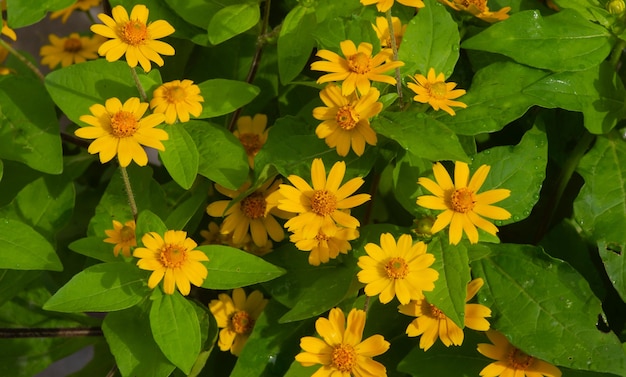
50, 0, 101, 23
408, 68, 467, 116
360, 0, 425, 12
104, 219, 136, 257
313, 84, 381, 157
372, 16, 406, 49
76, 97, 168, 167
311, 40, 404, 96
478, 330, 562, 377
91, 4, 175, 72
150, 79, 203, 124
209, 288, 268, 356
290, 222, 359, 266
233, 114, 269, 168
133, 230, 208, 296
39, 33, 104, 69
399, 278, 491, 350
277, 158, 371, 239
357, 233, 438, 305
439, 0, 510, 22
417, 161, 511, 245
1, 19, 16, 41
296, 308, 390, 376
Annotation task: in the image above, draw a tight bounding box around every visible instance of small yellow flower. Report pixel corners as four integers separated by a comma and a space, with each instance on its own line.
399, 278, 491, 350
289, 222, 359, 266
416, 161, 511, 245
133, 230, 209, 296
50, 0, 101, 23
149, 79, 204, 124
357, 233, 438, 305
103, 219, 136, 257
209, 288, 268, 356
75, 97, 168, 167
1, 19, 16, 41
91, 4, 175, 72
372, 16, 406, 49
408, 68, 467, 116
39, 33, 104, 69
311, 40, 404, 96
439, 0, 510, 23
478, 330, 562, 377
360, 0, 425, 12
295, 307, 390, 376
233, 114, 269, 168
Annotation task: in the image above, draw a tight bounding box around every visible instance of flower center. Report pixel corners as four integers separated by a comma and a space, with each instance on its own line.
508, 348, 534, 370
120, 20, 148, 46
315, 231, 330, 242
119, 225, 135, 243
429, 82, 448, 99
110, 111, 139, 138
385, 257, 408, 279
230, 311, 255, 334
331, 344, 356, 373
336, 105, 359, 130
428, 304, 448, 320
450, 187, 476, 213
159, 244, 187, 268
238, 133, 262, 157
348, 52, 371, 74
241, 192, 267, 219
310, 190, 337, 216
63, 37, 82, 53
164, 85, 186, 103
460, 0, 487, 11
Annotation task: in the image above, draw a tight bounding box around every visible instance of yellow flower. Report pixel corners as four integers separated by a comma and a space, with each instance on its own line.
90, 4, 175, 72
206, 179, 289, 248
357, 233, 438, 305
289, 222, 359, 266
75, 97, 168, 167
399, 278, 491, 350
313, 84, 381, 157
416, 161, 511, 245
360, 0, 425, 12
295, 307, 390, 376
372, 16, 406, 49
39, 33, 104, 69
478, 330, 562, 377
277, 158, 371, 239
50, 0, 101, 23
408, 68, 467, 116
0, 44, 12, 75
149, 79, 204, 124
311, 40, 404, 96
1, 19, 16, 41
133, 230, 209, 296
439, 0, 510, 23
233, 114, 269, 168
103, 219, 136, 257
209, 288, 268, 356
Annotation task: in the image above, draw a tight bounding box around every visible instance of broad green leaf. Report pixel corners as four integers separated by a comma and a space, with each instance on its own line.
278, 5, 317, 84
199, 245, 285, 289
551, 0, 610, 25
312, 15, 377, 52
197, 79, 260, 118
68, 236, 122, 263
135, 210, 168, 244
472, 244, 626, 376
0, 76, 63, 174
598, 240, 626, 303
43, 263, 151, 312
208, 3, 260, 45
150, 291, 201, 374
0, 219, 61, 271
398, 0, 460, 78
164, 0, 221, 28
0, 270, 39, 307
392, 151, 430, 216
461, 9, 613, 72
188, 300, 218, 377
5, 0, 74, 27
159, 124, 199, 190
165, 177, 211, 230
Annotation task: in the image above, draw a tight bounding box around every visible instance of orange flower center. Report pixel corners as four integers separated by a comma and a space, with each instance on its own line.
315, 231, 330, 242
385, 257, 408, 279
230, 311, 255, 334
63, 37, 83, 53
347, 52, 371, 74
238, 133, 263, 157
331, 344, 356, 373
428, 304, 448, 320
336, 105, 359, 130
450, 187, 476, 213
110, 111, 138, 137
119, 225, 136, 243
310, 190, 337, 216
120, 20, 149, 46
164, 85, 186, 103
429, 82, 448, 99
507, 348, 534, 370
241, 192, 267, 219
159, 243, 187, 268
460, 0, 487, 11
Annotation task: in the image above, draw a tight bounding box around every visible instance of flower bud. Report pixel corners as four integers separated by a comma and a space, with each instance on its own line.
607, 0, 625, 15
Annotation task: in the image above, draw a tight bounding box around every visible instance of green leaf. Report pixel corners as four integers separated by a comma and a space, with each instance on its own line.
598, 241, 626, 303
188, 301, 218, 377
392, 151, 430, 216
208, 3, 260, 45
165, 177, 211, 230
43, 263, 151, 312
0, 270, 39, 307
199, 245, 285, 289
150, 291, 201, 374
159, 124, 199, 190
472, 244, 626, 376
5, 0, 74, 27
461, 9, 613, 72
68, 236, 122, 263
0, 219, 61, 271
136, 210, 168, 243
0, 76, 63, 174
164, 0, 221, 28
278, 5, 317, 84
197, 79, 260, 118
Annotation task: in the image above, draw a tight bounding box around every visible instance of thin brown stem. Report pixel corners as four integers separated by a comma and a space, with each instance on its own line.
0, 327, 102, 338
0, 39, 45, 80
130, 66, 148, 102
385, 9, 403, 106
119, 165, 138, 220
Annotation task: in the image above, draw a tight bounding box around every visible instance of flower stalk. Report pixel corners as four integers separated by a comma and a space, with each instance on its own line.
385, 9, 404, 106
119, 165, 138, 220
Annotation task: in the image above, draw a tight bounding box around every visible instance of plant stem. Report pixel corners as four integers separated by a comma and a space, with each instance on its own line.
120, 165, 138, 220
362, 173, 380, 226
130, 66, 148, 102
0, 39, 45, 81
385, 9, 404, 106
0, 327, 102, 338
609, 39, 626, 70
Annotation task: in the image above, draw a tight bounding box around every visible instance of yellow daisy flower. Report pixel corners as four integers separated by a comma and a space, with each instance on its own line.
295, 307, 390, 376
133, 230, 209, 296
50, 0, 101, 23
103, 219, 136, 257
311, 40, 404, 96
399, 278, 491, 350
208, 288, 268, 356
90, 4, 175, 72
439, 0, 510, 23
149, 79, 204, 124
416, 161, 511, 245
407, 68, 467, 116
357, 233, 438, 305
276, 158, 371, 239
478, 330, 562, 377
289, 221, 359, 266
372, 16, 406, 49
75, 97, 168, 167
233, 114, 269, 168
1, 19, 16, 41
39, 33, 104, 69
360, 0, 425, 12
313, 84, 381, 157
